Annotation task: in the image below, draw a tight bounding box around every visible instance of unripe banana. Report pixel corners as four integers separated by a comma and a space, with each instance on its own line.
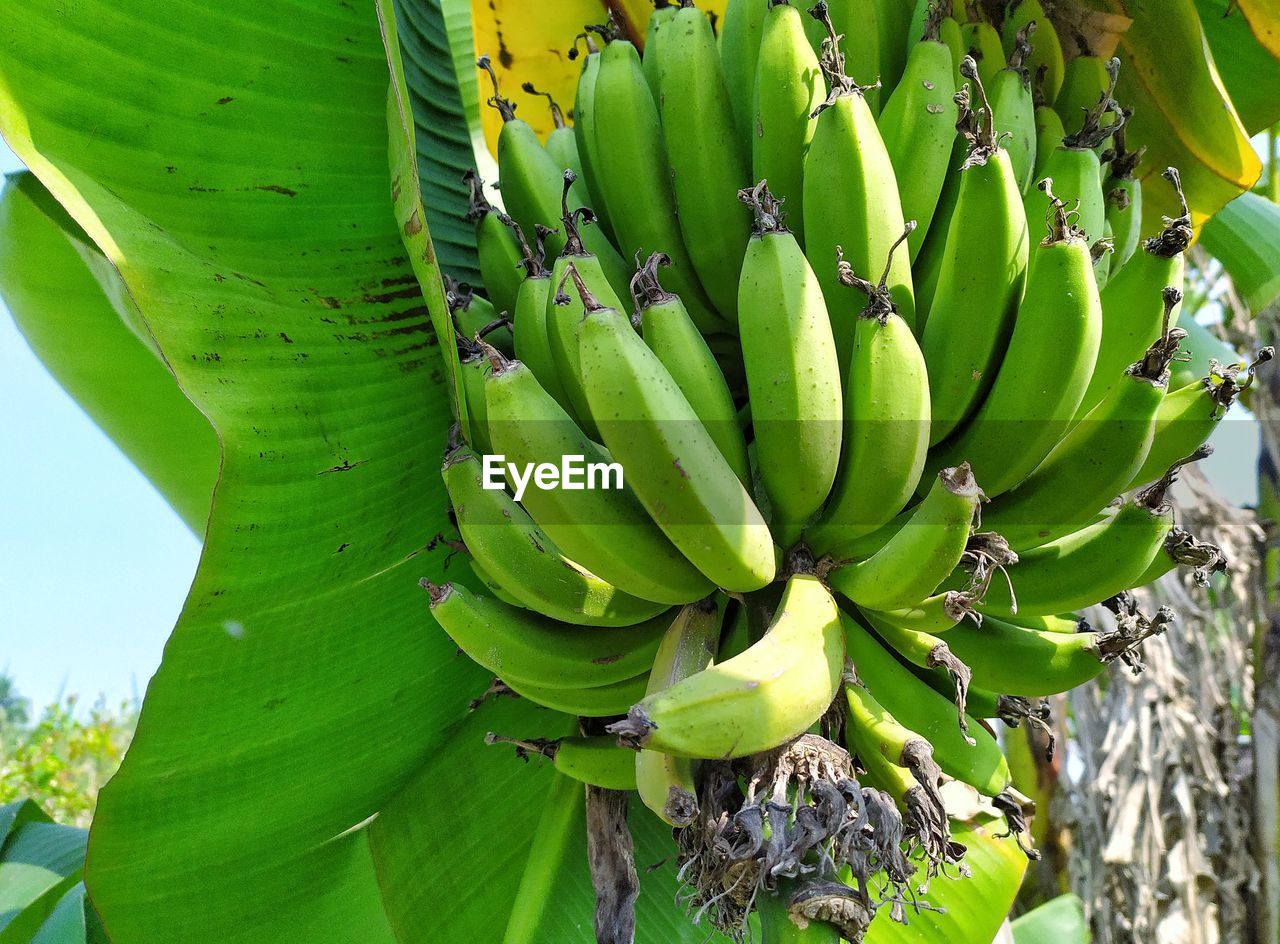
1054, 54, 1116, 142
988, 23, 1037, 193
635, 599, 721, 827
608, 573, 845, 759
1132, 526, 1230, 588
1023, 58, 1121, 250
843, 610, 1010, 795
872, 0, 912, 98
544, 180, 628, 437
1006, 613, 1090, 635
574, 266, 776, 592
589, 38, 724, 332
480, 57, 631, 301
505, 672, 652, 717
969, 477, 1181, 619
1002, 0, 1063, 105
981, 295, 1185, 550
878, 7, 959, 261
828, 464, 983, 611
803, 0, 882, 114
521, 82, 584, 184
804, 4, 915, 354
487, 733, 638, 791
443, 445, 670, 626
959, 19, 1005, 90
753, 0, 824, 240
507, 220, 569, 408
806, 229, 931, 552
930, 183, 1102, 496
656, 3, 753, 319
642, 3, 678, 98
458, 341, 494, 455
469, 555, 525, 607
423, 581, 670, 690
464, 170, 523, 317
570, 32, 618, 244
633, 253, 751, 486
738, 182, 843, 543
449, 280, 513, 356
1103, 118, 1144, 268
1078, 168, 1191, 418
867, 589, 979, 634
920, 59, 1029, 442
484, 354, 713, 603
720, 0, 771, 140
1128, 350, 1271, 489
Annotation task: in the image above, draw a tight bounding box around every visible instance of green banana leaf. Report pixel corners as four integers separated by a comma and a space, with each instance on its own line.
0, 173, 219, 533
1010, 894, 1089, 944
0, 801, 89, 944
1199, 190, 1280, 313
866, 816, 1028, 944
1196, 0, 1280, 134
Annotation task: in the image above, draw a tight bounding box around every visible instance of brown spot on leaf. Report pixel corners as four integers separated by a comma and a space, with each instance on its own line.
404, 210, 423, 236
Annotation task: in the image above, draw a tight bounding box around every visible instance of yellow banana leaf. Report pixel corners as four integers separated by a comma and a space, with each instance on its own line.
1238, 0, 1280, 58
469, 0, 727, 155
1100, 0, 1262, 234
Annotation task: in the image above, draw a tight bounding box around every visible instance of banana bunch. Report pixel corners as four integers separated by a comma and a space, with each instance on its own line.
426, 1, 1271, 939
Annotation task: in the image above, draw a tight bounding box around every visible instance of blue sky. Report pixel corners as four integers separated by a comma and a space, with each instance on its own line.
0, 140, 200, 712
0, 138, 1262, 713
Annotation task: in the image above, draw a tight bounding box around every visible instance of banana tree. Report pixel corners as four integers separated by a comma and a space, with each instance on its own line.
1, 1, 1278, 942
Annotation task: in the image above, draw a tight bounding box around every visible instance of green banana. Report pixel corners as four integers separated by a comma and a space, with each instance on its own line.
570, 31, 617, 244
970, 472, 1184, 619
449, 279, 514, 356
481, 56, 631, 301
1128, 350, 1271, 488
858, 609, 975, 736
636, 600, 721, 826
1031, 102, 1065, 185
843, 610, 1010, 795
656, 3, 752, 320
803, 0, 882, 114
1023, 59, 1121, 250
988, 23, 1037, 193
1002, 0, 1063, 105
505, 672, 653, 717
753, 0, 824, 241
878, 5, 959, 261
464, 170, 523, 317
468, 555, 525, 607
981, 293, 1185, 549
1132, 525, 1229, 588
507, 220, 569, 408
1103, 117, 1144, 268
521, 82, 584, 183
720, 0, 771, 140
642, 3, 677, 98
483, 353, 713, 603
1006, 612, 1089, 635
486, 733, 638, 791
633, 253, 751, 485
804, 3, 915, 355
574, 266, 776, 592
423, 580, 670, 690
844, 676, 956, 864
608, 573, 845, 759
920, 58, 1029, 442
806, 228, 931, 552
1078, 168, 1191, 417
866, 589, 979, 634
589, 37, 724, 332
544, 179, 628, 437
458, 341, 494, 455
930, 182, 1102, 496
1054, 54, 1116, 142
738, 182, 843, 543
960, 18, 1005, 90
872, 0, 912, 98
828, 464, 983, 610
443, 445, 670, 626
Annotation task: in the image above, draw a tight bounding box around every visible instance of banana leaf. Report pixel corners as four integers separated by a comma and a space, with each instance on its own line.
1010, 894, 1089, 944
0, 801, 90, 944
1199, 190, 1280, 313
1195, 0, 1280, 134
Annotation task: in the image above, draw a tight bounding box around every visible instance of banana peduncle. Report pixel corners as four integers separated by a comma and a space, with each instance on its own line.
477, 55, 516, 122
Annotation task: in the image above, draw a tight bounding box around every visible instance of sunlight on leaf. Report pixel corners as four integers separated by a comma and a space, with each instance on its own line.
1200, 190, 1280, 313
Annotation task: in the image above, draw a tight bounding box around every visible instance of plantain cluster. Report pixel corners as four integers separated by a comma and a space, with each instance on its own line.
427, 1, 1269, 938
